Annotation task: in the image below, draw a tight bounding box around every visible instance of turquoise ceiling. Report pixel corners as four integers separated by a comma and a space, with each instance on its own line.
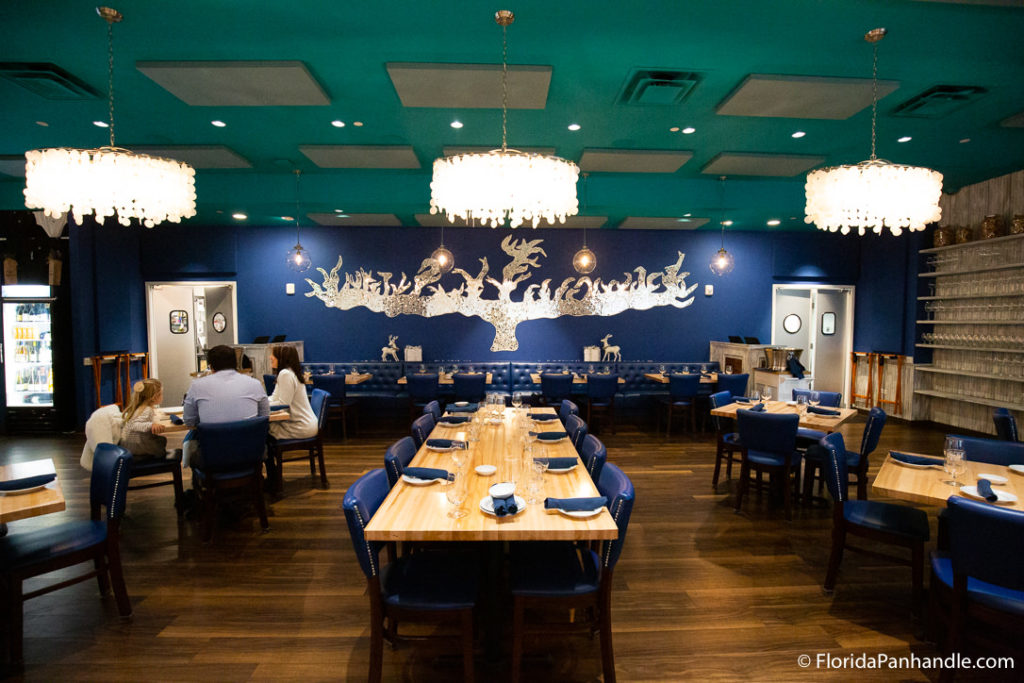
1, 0, 1023, 230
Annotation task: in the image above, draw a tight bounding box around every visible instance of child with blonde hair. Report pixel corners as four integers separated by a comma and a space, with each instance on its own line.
119, 378, 169, 459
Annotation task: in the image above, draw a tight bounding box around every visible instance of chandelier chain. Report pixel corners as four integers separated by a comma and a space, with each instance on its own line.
501, 22, 509, 151
719, 175, 727, 248
582, 172, 588, 246
870, 39, 878, 161
294, 169, 302, 245
107, 20, 116, 147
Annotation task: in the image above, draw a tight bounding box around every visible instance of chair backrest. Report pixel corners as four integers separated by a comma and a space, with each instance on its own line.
993, 408, 1019, 442
411, 413, 435, 449
581, 434, 607, 484
565, 414, 588, 452
587, 374, 619, 401
384, 436, 417, 487
311, 374, 346, 403
559, 399, 579, 425
342, 468, 390, 579
952, 434, 1024, 466
716, 373, 748, 397
818, 432, 850, 504
540, 373, 573, 402
310, 388, 330, 430
407, 373, 439, 402
453, 373, 487, 403
792, 389, 841, 407
736, 410, 799, 461
708, 390, 732, 432
91, 443, 133, 521
668, 373, 700, 400
946, 496, 1024, 592
596, 463, 635, 570
423, 400, 442, 423
857, 406, 887, 459
263, 374, 277, 396
196, 417, 270, 474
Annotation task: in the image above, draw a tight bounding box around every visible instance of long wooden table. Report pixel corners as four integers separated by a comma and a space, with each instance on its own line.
644, 372, 718, 384
709, 400, 856, 432
364, 406, 618, 541
1, 458, 65, 526
529, 373, 624, 385
873, 452, 1024, 512
304, 372, 373, 385
397, 372, 492, 385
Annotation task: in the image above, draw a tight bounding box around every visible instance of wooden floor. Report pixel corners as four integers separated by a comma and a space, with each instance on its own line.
0, 414, 1001, 681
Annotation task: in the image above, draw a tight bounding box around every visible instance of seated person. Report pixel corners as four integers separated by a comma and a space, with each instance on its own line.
118, 378, 169, 459
266, 344, 317, 441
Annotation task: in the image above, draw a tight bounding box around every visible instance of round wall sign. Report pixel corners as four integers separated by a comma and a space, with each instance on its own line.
782, 313, 802, 334
212, 312, 227, 333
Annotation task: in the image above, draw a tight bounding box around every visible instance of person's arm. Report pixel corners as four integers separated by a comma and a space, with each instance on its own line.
272, 370, 297, 407
183, 386, 199, 427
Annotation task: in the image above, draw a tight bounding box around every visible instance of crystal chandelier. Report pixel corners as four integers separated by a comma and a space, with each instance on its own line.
287, 170, 311, 273
573, 173, 596, 274
804, 28, 942, 237
23, 7, 196, 228
429, 10, 579, 229
709, 176, 734, 276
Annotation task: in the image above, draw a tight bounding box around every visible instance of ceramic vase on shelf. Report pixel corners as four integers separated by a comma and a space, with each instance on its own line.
955, 224, 974, 244
1010, 215, 1024, 235
980, 214, 1004, 240
933, 225, 954, 247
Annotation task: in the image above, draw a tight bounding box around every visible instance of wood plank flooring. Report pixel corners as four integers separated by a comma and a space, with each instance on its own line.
0, 415, 1003, 681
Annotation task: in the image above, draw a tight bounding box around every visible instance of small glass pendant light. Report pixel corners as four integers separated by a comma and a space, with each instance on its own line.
573, 173, 596, 274
709, 175, 734, 276
287, 169, 312, 273
431, 223, 455, 273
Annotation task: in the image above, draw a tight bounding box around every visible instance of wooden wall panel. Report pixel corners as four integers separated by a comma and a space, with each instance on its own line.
940, 169, 1024, 228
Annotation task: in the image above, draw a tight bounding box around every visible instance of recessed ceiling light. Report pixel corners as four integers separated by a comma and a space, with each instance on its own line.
683, 213, 691, 217
93, 120, 108, 128
35, 121, 48, 127
791, 131, 806, 139
767, 219, 781, 226
721, 220, 734, 227
897, 136, 912, 143
335, 214, 349, 219
331, 120, 345, 128
669, 126, 680, 132
450, 120, 464, 129
353, 121, 363, 127
959, 138, 971, 144
280, 216, 294, 221
334, 208, 345, 212
567, 123, 581, 131
231, 213, 247, 220
681, 127, 696, 135
211, 120, 227, 128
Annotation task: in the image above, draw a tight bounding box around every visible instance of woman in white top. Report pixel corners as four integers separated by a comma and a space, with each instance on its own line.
267, 345, 318, 440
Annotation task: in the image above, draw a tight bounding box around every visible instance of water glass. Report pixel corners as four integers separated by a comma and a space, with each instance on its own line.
943, 437, 964, 487
809, 391, 821, 408
511, 391, 523, 410
724, 365, 733, 375
761, 387, 772, 402
444, 472, 468, 518
795, 394, 807, 414
526, 459, 547, 505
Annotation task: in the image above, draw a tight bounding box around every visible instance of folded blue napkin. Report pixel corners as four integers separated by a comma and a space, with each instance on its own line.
528, 413, 559, 421
425, 438, 466, 450
534, 456, 577, 469
270, 404, 289, 412
447, 403, 479, 413
977, 478, 998, 502
492, 492, 518, 517
748, 403, 766, 412
544, 496, 607, 512
403, 467, 450, 481
889, 451, 942, 467
529, 431, 568, 441
808, 406, 840, 416
733, 396, 751, 403
168, 414, 184, 425
0, 473, 56, 491
439, 415, 470, 424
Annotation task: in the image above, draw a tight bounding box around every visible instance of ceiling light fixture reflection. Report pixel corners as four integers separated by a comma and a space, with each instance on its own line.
791, 131, 806, 138
211, 120, 226, 128
804, 28, 942, 236
232, 213, 247, 220
429, 10, 579, 228
450, 120, 464, 129
767, 219, 781, 226
568, 123, 581, 131
92, 120, 109, 128
897, 136, 912, 143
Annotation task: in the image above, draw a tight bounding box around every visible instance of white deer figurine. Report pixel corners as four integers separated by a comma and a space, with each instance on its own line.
600, 334, 621, 362
381, 335, 399, 362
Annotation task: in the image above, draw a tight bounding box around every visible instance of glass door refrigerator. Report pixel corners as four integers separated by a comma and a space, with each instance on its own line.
2, 285, 59, 430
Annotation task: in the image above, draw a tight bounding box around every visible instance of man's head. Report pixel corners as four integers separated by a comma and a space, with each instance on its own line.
207, 345, 237, 372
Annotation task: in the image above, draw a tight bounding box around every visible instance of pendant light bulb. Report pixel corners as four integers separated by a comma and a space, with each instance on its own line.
709, 175, 734, 277
286, 169, 311, 272
432, 223, 455, 274
573, 173, 596, 274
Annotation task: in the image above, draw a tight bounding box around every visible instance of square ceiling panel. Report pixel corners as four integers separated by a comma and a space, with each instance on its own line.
387, 63, 551, 108
1001, 110, 1024, 128
618, 216, 710, 230
136, 61, 330, 106
716, 74, 899, 119
702, 152, 825, 177
0, 155, 25, 177
299, 145, 420, 169
307, 213, 401, 226
579, 149, 692, 173
130, 145, 251, 168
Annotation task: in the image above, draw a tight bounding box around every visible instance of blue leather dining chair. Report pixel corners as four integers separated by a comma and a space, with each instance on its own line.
452, 372, 486, 404
709, 390, 742, 489
406, 373, 439, 420
716, 372, 749, 398
422, 400, 442, 424
658, 373, 699, 437
267, 388, 330, 490
792, 389, 842, 448
580, 434, 607, 484
509, 462, 635, 683
565, 414, 588, 455
263, 373, 276, 396
820, 433, 929, 614
383, 436, 418, 488
559, 399, 579, 426
929, 496, 1024, 663
540, 372, 573, 407
312, 374, 358, 440
194, 417, 271, 541
952, 434, 1024, 466
0, 443, 133, 664
410, 413, 435, 450
735, 410, 801, 520
993, 407, 1019, 442
586, 373, 619, 435
343, 468, 479, 683
803, 407, 886, 502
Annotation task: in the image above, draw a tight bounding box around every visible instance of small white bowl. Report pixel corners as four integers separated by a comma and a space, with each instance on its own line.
489, 481, 515, 498
475, 464, 497, 476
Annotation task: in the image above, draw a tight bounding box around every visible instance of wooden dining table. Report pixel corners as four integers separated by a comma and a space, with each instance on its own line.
529, 373, 625, 385
872, 452, 1024, 512
644, 372, 719, 384
157, 406, 291, 434
364, 406, 618, 542
397, 372, 492, 385
1, 458, 66, 532
709, 400, 856, 432
304, 372, 373, 385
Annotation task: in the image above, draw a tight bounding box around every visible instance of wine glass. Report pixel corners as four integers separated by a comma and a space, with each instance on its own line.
658, 364, 666, 375
809, 391, 821, 409
512, 391, 523, 411
526, 459, 547, 505
444, 473, 468, 519
761, 387, 772, 402
795, 394, 807, 414
724, 365, 733, 375
943, 437, 964, 487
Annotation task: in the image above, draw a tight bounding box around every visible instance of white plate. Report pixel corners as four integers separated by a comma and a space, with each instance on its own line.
0, 483, 49, 496
786, 400, 797, 406
960, 485, 1018, 505
546, 463, 578, 474
479, 495, 527, 517
978, 472, 1009, 485
535, 435, 568, 444
554, 506, 603, 519
475, 464, 497, 476
889, 454, 942, 469
402, 474, 444, 486
1008, 464, 1024, 476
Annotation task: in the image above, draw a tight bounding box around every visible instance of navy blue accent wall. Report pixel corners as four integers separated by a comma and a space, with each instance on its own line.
69, 221, 923, 425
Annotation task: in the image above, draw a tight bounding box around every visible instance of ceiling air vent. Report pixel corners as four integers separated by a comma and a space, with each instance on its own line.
618, 69, 699, 106
891, 85, 987, 119
0, 63, 100, 100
